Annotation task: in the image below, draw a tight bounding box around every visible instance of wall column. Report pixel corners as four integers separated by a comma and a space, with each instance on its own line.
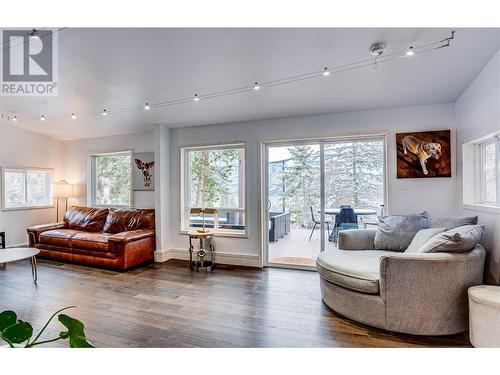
154, 125, 171, 262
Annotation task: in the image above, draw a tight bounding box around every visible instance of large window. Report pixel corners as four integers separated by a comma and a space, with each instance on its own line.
90, 151, 132, 207
463, 132, 500, 212
1, 168, 53, 210
181, 143, 246, 235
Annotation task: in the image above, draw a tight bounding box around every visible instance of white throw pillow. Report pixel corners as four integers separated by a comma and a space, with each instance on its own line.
417, 225, 485, 253
405, 227, 446, 253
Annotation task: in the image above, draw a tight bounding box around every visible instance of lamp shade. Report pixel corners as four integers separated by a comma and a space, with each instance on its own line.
53, 180, 74, 198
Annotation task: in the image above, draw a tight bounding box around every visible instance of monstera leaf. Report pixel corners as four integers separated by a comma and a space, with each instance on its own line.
58, 314, 94, 348
0, 311, 17, 331
0, 311, 33, 346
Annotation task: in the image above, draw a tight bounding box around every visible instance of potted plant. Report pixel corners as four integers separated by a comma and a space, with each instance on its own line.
0, 306, 93, 348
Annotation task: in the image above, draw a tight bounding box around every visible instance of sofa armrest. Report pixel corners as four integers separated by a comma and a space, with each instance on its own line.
379, 246, 486, 334
338, 229, 376, 250
27, 222, 68, 245
108, 229, 155, 245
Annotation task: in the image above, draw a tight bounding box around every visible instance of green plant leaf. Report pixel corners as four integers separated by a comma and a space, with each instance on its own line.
0, 311, 17, 332
58, 314, 94, 348
2, 321, 33, 344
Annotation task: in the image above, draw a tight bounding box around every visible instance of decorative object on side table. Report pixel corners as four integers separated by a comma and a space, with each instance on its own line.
188, 231, 215, 272
190, 208, 218, 233
53, 180, 74, 221
0, 231, 5, 268
0, 306, 93, 348
0, 247, 39, 283
133, 152, 155, 191
396, 130, 451, 178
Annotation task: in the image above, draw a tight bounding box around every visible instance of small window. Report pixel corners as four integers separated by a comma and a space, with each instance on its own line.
181, 144, 246, 235
1, 168, 53, 210
480, 140, 498, 204
90, 151, 132, 207
462, 133, 500, 212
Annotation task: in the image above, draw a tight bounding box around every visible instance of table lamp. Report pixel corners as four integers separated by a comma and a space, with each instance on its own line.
190, 208, 218, 233
53, 180, 74, 222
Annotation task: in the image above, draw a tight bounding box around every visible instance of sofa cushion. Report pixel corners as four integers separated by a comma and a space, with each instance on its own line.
405, 227, 446, 253
103, 208, 155, 234
39, 229, 82, 247
374, 212, 428, 252
418, 225, 485, 253
64, 206, 109, 232
70, 232, 112, 252
431, 216, 478, 230
317, 249, 393, 294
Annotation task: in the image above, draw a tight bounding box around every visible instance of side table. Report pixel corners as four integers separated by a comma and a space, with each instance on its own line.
188, 231, 215, 272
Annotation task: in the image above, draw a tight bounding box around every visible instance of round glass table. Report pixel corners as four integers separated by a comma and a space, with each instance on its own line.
0, 247, 40, 283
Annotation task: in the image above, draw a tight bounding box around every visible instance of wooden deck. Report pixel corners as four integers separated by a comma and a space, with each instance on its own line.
0, 258, 470, 347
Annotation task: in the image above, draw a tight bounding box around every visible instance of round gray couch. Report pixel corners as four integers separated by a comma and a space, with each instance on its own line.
317, 229, 485, 336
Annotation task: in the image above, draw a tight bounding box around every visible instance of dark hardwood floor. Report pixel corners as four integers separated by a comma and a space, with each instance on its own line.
0, 259, 470, 348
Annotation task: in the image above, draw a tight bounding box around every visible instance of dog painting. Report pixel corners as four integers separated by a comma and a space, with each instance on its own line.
133, 152, 155, 190
396, 130, 451, 178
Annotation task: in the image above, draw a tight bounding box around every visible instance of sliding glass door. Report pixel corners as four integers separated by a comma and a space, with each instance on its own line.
263, 135, 386, 270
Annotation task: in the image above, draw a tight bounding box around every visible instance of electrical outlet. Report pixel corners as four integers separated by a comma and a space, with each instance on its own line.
399, 184, 409, 192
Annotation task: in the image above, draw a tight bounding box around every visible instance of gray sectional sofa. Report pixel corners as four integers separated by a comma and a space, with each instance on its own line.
317, 217, 486, 336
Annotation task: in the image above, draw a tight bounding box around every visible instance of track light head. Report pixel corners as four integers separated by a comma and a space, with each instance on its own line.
12, 115, 18, 122
71, 113, 77, 120
193, 94, 199, 102
101, 109, 107, 116
323, 67, 330, 76
406, 46, 415, 56
29, 29, 40, 40
253, 82, 260, 90
144, 103, 151, 110
40, 115, 46, 121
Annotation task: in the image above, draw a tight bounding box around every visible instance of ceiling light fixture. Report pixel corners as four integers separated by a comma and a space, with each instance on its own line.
12, 115, 18, 122
406, 46, 415, 56
193, 94, 199, 102
101, 109, 107, 116
253, 82, 260, 90
71, 113, 77, 119
323, 67, 330, 76
40, 115, 46, 121
144, 103, 151, 110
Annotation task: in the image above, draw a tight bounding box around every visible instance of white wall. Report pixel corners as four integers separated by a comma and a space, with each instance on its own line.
168, 103, 458, 266
0, 122, 64, 246
63, 131, 156, 209
455, 48, 500, 285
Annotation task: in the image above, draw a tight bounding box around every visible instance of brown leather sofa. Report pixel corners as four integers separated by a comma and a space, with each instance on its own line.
28, 206, 155, 271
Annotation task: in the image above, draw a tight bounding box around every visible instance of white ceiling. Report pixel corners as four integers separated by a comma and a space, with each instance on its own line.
1, 28, 499, 140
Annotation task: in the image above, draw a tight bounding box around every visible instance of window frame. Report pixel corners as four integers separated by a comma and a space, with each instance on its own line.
463, 131, 500, 214
180, 142, 248, 238
478, 138, 499, 206
87, 150, 134, 208
1, 167, 54, 211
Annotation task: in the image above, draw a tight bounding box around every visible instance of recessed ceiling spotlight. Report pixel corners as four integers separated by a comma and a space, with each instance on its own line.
71, 113, 77, 120
101, 109, 107, 116
370, 42, 386, 57
406, 46, 415, 56
193, 94, 199, 102
12, 115, 18, 122
40, 114, 46, 121
253, 82, 260, 90
29, 29, 40, 40
323, 67, 330, 76
144, 103, 151, 110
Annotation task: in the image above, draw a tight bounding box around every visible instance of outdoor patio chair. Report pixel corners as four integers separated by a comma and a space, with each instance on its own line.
330, 205, 358, 244
362, 204, 385, 229
309, 206, 331, 241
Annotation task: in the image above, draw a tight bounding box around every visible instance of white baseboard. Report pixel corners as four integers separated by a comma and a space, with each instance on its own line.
155, 248, 261, 268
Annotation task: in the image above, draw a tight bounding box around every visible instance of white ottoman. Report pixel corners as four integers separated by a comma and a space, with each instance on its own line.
468, 285, 500, 347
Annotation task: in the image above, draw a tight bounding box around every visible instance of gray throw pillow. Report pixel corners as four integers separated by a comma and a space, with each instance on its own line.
405, 227, 446, 253
374, 212, 428, 251
417, 225, 485, 253
430, 216, 478, 230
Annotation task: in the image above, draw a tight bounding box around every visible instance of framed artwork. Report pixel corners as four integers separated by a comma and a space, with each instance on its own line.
133, 152, 155, 191
396, 130, 451, 178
